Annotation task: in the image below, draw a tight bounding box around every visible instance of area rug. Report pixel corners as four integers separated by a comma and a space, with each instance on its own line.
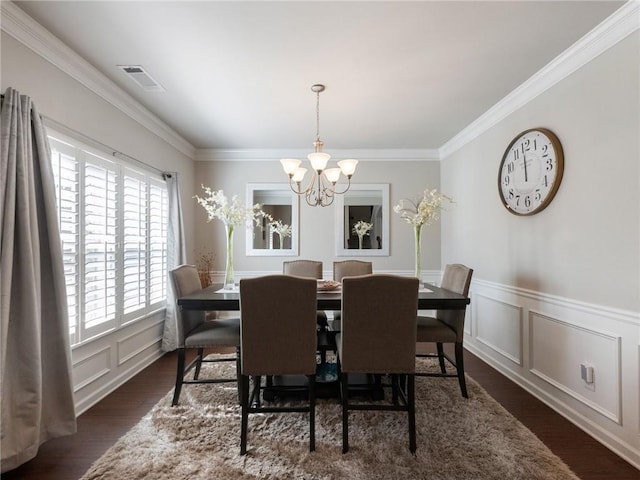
80, 357, 580, 480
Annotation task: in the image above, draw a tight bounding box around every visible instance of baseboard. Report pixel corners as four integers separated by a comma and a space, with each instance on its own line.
465, 342, 640, 470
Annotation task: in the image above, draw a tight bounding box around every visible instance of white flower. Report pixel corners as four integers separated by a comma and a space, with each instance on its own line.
269, 219, 292, 238
352, 220, 373, 237
393, 188, 453, 228
194, 185, 267, 227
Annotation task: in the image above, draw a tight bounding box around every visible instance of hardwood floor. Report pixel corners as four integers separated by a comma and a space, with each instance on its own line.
2, 348, 637, 479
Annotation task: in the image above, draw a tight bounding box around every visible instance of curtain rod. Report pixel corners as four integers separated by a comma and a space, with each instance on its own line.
43, 116, 173, 177
1, 92, 174, 177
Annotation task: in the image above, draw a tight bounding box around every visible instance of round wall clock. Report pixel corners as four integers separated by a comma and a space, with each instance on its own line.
498, 128, 564, 216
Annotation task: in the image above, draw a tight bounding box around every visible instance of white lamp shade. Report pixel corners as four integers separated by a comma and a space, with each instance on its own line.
307, 152, 330, 171
292, 167, 307, 183
337, 159, 358, 176
280, 158, 302, 175
323, 167, 342, 183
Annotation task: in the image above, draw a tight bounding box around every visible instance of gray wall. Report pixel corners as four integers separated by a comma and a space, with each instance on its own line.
441, 31, 639, 312
193, 159, 442, 276
3, 2, 638, 465
1, 29, 197, 413
1, 32, 198, 255
440, 31, 639, 465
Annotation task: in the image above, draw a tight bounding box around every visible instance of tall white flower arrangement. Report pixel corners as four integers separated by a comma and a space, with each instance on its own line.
194, 185, 265, 228
393, 188, 452, 228
393, 188, 453, 280
194, 185, 267, 289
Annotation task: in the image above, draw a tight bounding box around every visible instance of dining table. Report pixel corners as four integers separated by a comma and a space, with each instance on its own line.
177, 280, 470, 399
177, 282, 471, 312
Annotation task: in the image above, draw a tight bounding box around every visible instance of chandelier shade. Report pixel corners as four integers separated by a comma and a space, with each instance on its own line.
280, 84, 358, 207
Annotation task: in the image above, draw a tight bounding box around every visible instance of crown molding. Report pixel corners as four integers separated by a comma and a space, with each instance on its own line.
194, 148, 440, 162
1, 1, 196, 159
3, 0, 636, 164
439, 0, 640, 160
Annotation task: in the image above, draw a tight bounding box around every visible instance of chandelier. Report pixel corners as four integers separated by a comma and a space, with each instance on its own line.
280, 84, 358, 207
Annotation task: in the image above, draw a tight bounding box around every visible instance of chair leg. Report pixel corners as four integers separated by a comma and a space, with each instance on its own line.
240, 375, 250, 455
254, 376, 262, 407
193, 347, 205, 380
172, 348, 186, 406
436, 342, 446, 373
308, 375, 316, 452
455, 342, 468, 398
391, 374, 399, 405
408, 374, 416, 454
341, 372, 349, 454
235, 346, 242, 404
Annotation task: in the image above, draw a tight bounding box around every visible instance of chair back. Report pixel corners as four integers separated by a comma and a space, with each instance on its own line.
170, 265, 206, 348
283, 260, 322, 279
340, 274, 419, 374
436, 264, 473, 341
333, 260, 372, 281
240, 275, 317, 376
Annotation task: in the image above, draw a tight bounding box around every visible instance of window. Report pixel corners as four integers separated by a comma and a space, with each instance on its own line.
49, 134, 168, 345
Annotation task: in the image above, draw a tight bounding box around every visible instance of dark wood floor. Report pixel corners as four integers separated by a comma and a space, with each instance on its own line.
2, 348, 638, 479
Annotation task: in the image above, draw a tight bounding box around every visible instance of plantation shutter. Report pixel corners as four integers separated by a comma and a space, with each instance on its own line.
83, 154, 118, 337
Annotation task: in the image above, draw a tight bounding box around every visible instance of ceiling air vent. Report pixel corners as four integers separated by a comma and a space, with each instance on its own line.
117, 65, 165, 92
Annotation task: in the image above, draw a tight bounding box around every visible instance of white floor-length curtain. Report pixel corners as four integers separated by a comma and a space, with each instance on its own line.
0, 87, 76, 472
161, 172, 187, 352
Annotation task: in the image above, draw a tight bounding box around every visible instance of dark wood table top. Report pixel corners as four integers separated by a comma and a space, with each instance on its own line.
178, 283, 470, 311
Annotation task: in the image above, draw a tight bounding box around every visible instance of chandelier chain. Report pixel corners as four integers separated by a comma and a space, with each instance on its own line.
315, 89, 321, 143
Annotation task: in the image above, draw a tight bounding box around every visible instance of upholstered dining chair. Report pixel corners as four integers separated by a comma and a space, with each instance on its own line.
283, 259, 322, 278
330, 260, 373, 331
415, 264, 473, 398
169, 265, 241, 406
239, 275, 318, 455
283, 259, 328, 330
337, 274, 419, 454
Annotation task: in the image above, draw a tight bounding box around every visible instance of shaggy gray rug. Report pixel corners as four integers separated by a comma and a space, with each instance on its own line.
80, 357, 580, 480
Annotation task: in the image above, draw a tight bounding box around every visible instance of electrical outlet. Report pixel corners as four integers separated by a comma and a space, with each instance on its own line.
580, 363, 595, 391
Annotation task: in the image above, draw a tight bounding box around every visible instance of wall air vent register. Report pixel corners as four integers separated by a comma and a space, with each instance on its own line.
117, 65, 165, 92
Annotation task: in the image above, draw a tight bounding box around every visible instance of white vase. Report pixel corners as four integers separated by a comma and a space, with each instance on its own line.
414, 225, 422, 282
223, 224, 234, 289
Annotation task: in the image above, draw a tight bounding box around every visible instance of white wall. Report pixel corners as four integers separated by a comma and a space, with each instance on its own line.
1, 29, 197, 414
441, 31, 640, 466
193, 159, 443, 278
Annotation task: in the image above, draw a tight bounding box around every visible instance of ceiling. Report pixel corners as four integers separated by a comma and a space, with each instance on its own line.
13, 1, 624, 153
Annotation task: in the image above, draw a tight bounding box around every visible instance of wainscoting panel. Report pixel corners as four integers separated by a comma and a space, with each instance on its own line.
465, 278, 640, 469
117, 319, 165, 366
529, 311, 622, 424
71, 312, 165, 415
475, 293, 523, 365
72, 346, 111, 393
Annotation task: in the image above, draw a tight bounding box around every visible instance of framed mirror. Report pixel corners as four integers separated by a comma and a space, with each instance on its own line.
246, 183, 299, 256
335, 183, 389, 257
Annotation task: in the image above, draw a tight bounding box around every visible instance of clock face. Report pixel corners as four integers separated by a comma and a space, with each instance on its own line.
498, 128, 564, 216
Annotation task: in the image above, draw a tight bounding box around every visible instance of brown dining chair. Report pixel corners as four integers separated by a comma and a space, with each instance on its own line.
239, 275, 318, 455
330, 260, 373, 331
337, 274, 419, 453
415, 264, 473, 398
283, 259, 328, 330
169, 265, 241, 406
